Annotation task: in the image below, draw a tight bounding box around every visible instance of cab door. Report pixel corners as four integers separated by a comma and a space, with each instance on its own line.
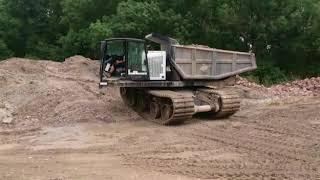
100, 39, 126, 81
126, 41, 149, 80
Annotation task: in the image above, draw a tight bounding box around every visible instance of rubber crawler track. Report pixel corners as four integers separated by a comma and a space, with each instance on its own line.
120, 87, 241, 125
148, 90, 195, 125
199, 87, 240, 118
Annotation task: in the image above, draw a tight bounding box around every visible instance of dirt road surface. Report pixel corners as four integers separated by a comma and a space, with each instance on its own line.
1, 56, 319, 179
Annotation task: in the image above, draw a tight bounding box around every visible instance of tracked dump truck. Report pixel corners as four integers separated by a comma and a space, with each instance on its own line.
99, 33, 257, 125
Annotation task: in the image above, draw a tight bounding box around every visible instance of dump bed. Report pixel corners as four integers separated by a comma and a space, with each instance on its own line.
171, 45, 256, 80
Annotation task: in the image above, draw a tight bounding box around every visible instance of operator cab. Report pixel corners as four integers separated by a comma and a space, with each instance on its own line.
100, 38, 149, 82
99, 34, 171, 87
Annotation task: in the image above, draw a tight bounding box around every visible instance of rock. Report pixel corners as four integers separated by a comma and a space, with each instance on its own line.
237, 76, 320, 98
2, 116, 13, 124
0, 103, 14, 124
0, 108, 13, 124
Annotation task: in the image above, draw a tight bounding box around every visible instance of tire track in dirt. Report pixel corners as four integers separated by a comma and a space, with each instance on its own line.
122, 149, 314, 179
188, 127, 313, 164
120, 138, 315, 179
200, 122, 315, 156
243, 107, 320, 139
119, 100, 320, 179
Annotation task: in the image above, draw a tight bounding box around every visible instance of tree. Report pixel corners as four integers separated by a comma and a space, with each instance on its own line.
0, 0, 319, 80
60, 0, 189, 59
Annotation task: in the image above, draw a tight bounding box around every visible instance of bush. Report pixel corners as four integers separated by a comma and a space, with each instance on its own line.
25, 41, 65, 61
0, 40, 13, 60
248, 63, 289, 86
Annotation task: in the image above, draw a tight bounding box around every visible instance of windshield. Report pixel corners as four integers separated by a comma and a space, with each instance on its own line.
106, 40, 124, 57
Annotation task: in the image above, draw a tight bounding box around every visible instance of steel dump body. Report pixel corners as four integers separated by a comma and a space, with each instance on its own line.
171, 45, 256, 80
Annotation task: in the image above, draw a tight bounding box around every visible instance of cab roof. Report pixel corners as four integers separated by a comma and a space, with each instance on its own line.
104, 38, 144, 42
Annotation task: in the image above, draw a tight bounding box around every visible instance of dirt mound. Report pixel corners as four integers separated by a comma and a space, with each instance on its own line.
0, 56, 138, 131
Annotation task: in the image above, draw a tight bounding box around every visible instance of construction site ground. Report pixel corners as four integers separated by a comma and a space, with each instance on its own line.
0, 56, 319, 180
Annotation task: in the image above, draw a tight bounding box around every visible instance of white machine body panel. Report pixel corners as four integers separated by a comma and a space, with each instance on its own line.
147, 51, 166, 80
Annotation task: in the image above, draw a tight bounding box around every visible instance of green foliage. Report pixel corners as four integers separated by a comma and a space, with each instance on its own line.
61, 0, 120, 30
249, 63, 288, 86
0, 0, 64, 59
25, 41, 64, 61
59, 29, 90, 57
89, 0, 188, 39
0, 0, 319, 84
0, 39, 12, 60
60, 0, 189, 59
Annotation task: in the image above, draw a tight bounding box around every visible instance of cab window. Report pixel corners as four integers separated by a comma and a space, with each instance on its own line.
127, 41, 147, 75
